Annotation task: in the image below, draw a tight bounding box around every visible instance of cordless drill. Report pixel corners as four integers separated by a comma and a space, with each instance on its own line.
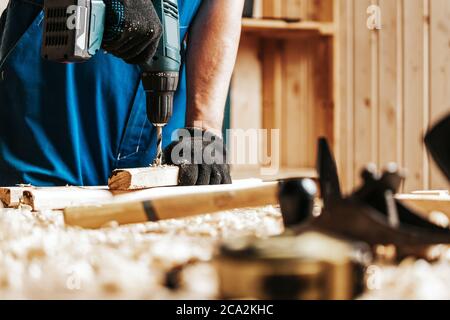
41, 0, 181, 166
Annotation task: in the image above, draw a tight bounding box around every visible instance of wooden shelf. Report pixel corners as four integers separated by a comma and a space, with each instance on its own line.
242, 18, 335, 37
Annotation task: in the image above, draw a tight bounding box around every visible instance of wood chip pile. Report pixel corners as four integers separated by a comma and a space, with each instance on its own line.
0, 207, 449, 299
0, 207, 283, 299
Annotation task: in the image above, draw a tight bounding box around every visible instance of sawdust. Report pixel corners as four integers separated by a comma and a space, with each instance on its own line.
0, 207, 449, 299
0, 206, 283, 299
361, 252, 450, 300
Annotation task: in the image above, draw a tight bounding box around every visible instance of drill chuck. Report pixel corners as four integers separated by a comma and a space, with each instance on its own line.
142, 71, 179, 125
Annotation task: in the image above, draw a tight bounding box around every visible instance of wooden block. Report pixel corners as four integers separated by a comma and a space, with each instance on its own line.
0, 186, 32, 207
22, 186, 114, 211
108, 166, 180, 191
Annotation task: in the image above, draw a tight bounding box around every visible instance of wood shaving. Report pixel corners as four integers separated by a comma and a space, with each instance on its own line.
1, 207, 449, 299
0, 206, 282, 299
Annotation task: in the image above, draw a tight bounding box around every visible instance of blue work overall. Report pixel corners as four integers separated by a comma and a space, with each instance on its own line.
0, 0, 202, 186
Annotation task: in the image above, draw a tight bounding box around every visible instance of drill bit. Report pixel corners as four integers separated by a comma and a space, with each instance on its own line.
154, 125, 163, 167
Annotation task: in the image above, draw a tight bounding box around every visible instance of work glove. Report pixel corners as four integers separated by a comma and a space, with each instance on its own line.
163, 128, 232, 186
102, 0, 162, 65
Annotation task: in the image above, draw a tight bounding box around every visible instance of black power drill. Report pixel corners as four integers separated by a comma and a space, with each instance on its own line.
41, 0, 181, 166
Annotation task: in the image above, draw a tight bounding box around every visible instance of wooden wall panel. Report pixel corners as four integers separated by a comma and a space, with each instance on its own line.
283, 40, 310, 168
353, 0, 375, 186
262, 39, 284, 156
231, 35, 263, 134
336, 0, 450, 193
261, 37, 333, 169
230, 34, 263, 173
335, 0, 354, 191
262, 0, 283, 19
261, 0, 333, 22
378, 0, 401, 166
403, 0, 428, 191
429, 0, 450, 189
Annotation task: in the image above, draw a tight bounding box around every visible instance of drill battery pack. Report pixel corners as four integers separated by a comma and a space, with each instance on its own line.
41, 0, 105, 62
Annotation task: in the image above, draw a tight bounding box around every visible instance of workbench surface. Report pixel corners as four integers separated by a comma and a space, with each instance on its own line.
0, 207, 449, 299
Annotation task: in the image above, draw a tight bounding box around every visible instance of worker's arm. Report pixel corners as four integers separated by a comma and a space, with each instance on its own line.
163, 0, 244, 186
185, 0, 245, 136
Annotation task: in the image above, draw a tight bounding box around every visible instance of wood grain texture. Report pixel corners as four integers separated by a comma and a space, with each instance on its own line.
230, 34, 263, 174
403, 0, 427, 192
353, 0, 374, 186
396, 193, 450, 220
65, 181, 280, 229
21, 187, 114, 211
108, 166, 180, 191
262, 39, 284, 170
336, 0, 449, 192
0, 186, 32, 207
429, 0, 450, 189
335, 0, 355, 192
236, 3, 335, 174
283, 0, 303, 22
262, 0, 283, 19
283, 39, 309, 168
378, 0, 400, 165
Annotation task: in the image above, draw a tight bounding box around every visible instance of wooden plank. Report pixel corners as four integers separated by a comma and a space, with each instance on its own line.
241, 18, 335, 37
280, 36, 333, 169
21, 187, 114, 211
0, 186, 32, 207
312, 37, 334, 154
108, 166, 180, 191
253, 0, 263, 19
64, 181, 280, 229
230, 34, 263, 174
378, 0, 400, 166
429, 0, 450, 189
353, 0, 375, 185
403, 0, 427, 192
336, 0, 355, 192
262, 39, 283, 171
283, 0, 303, 22
283, 39, 309, 168
307, 0, 333, 22
262, 0, 283, 19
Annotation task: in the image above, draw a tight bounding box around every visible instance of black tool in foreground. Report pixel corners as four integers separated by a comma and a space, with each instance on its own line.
282, 138, 450, 246
425, 113, 450, 181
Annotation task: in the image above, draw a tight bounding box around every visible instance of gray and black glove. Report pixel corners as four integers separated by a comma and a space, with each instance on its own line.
163, 128, 232, 186
102, 0, 162, 65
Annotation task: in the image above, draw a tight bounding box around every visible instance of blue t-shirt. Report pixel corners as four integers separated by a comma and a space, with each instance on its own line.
0, 0, 202, 186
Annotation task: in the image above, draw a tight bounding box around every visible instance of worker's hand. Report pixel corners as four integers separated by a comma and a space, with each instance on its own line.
102, 0, 162, 65
163, 128, 232, 186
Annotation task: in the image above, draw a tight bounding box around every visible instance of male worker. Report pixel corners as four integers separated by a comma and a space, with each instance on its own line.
0, 0, 244, 186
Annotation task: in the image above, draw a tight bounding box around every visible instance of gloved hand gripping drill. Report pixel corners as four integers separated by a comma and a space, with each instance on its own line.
102, 0, 181, 166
